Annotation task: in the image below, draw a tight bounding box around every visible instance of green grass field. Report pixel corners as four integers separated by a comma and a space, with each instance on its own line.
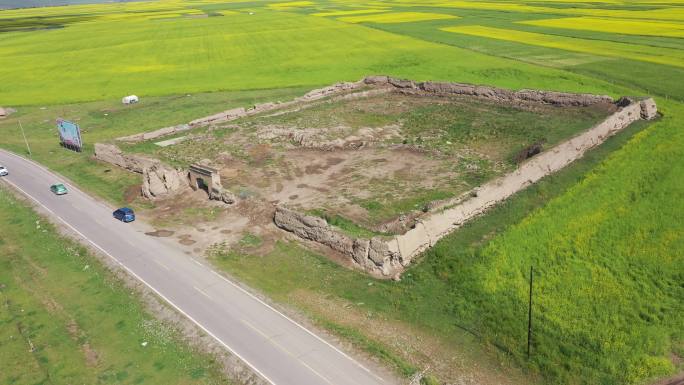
0, 0, 620, 105
0, 186, 229, 384
1, 0, 683, 384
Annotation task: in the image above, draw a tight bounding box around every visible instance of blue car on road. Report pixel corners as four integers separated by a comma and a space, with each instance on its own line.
113, 207, 135, 223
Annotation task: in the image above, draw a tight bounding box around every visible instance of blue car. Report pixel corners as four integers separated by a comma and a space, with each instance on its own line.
113, 207, 135, 223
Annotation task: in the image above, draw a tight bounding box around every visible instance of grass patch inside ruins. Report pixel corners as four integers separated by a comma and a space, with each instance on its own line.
306, 209, 391, 239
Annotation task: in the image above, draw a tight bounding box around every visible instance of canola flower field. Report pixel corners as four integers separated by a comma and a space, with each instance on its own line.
1, 1, 683, 384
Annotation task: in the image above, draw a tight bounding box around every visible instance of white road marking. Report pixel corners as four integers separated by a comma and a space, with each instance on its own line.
192, 258, 204, 267
0, 176, 277, 385
194, 286, 213, 300
154, 259, 171, 271
241, 319, 334, 385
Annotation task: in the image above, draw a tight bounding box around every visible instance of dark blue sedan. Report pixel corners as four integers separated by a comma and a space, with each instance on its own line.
113, 207, 135, 223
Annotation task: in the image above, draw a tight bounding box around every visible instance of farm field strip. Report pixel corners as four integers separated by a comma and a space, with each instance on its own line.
311, 9, 389, 17
268, 0, 315, 9
373, 0, 684, 21
519, 16, 684, 38
338, 11, 458, 23
441, 25, 684, 68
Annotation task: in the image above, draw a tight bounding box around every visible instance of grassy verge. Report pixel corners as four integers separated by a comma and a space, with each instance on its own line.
210, 115, 665, 384
313, 317, 418, 377
0, 186, 230, 384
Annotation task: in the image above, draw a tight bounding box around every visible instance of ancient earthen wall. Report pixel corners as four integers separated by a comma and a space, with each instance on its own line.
115, 81, 366, 143
275, 97, 658, 278
114, 75, 622, 144
363, 75, 615, 106
94, 143, 157, 173
94, 143, 188, 199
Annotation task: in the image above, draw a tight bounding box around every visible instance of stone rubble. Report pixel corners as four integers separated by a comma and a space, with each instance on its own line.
142, 163, 188, 199
94, 143, 189, 200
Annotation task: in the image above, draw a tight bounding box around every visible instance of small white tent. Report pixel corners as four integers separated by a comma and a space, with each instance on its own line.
122, 95, 139, 105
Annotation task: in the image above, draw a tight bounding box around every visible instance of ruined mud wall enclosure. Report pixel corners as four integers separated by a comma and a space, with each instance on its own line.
272, 77, 658, 278
94, 76, 657, 278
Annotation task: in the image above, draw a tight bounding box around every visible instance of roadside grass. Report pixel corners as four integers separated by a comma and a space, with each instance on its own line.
313, 316, 418, 377
0, 186, 229, 384
211, 115, 672, 385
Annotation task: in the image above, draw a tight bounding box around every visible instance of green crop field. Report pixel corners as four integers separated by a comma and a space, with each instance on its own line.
0, 186, 229, 384
0, 0, 619, 105
1, 0, 683, 384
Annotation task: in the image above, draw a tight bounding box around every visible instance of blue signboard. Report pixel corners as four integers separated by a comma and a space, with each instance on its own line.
57, 119, 83, 151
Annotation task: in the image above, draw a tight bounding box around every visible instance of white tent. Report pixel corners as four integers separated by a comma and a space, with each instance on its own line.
122, 95, 139, 105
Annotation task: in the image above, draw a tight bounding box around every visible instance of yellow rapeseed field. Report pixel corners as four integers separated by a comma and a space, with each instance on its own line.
312, 9, 389, 17
520, 16, 684, 37
339, 11, 458, 23
441, 25, 684, 68
267, 1, 315, 9
376, 0, 684, 21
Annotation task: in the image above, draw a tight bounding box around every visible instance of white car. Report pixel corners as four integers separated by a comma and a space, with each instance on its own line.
0, 165, 7, 176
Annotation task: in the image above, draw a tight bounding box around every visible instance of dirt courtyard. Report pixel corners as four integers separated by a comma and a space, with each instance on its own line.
117, 80, 616, 258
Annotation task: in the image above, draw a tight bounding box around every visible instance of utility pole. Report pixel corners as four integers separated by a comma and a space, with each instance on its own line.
527, 266, 534, 359
18, 120, 32, 157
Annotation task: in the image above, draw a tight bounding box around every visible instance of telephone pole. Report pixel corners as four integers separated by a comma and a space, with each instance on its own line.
527, 266, 534, 359
18, 120, 32, 157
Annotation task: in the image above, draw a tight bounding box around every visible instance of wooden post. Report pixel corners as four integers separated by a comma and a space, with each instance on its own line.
527, 266, 533, 359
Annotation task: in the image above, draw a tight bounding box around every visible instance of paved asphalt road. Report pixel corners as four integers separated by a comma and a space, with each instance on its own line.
0, 150, 388, 385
